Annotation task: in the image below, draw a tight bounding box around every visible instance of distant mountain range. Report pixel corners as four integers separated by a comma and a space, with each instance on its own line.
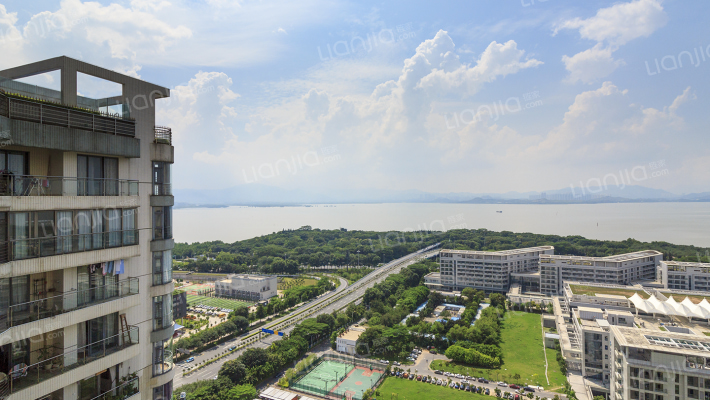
173, 184, 710, 207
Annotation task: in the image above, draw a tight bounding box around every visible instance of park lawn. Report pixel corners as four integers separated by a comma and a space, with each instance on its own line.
431, 312, 560, 389
377, 377, 490, 400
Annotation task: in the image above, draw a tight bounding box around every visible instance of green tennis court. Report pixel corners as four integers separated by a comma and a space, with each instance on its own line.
185, 294, 253, 309
294, 360, 354, 392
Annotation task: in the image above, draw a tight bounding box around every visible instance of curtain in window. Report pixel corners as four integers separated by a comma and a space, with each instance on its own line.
153, 297, 163, 330
104, 158, 118, 196
153, 341, 165, 376
88, 156, 103, 196
77, 155, 88, 196
0, 278, 8, 330
77, 266, 90, 307
11, 213, 29, 259
153, 207, 164, 240
163, 250, 172, 284
165, 207, 172, 239
153, 252, 163, 286
107, 209, 120, 247
92, 210, 103, 249
8, 153, 25, 195
106, 312, 117, 348
122, 209, 135, 245
76, 211, 92, 251
56, 211, 73, 254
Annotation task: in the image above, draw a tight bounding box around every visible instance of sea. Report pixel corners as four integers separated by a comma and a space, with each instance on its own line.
173, 202, 710, 248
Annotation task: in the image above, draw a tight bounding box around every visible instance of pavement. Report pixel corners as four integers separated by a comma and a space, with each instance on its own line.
174, 249, 438, 389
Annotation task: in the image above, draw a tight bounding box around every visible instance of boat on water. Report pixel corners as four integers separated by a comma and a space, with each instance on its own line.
496, 211, 502, 213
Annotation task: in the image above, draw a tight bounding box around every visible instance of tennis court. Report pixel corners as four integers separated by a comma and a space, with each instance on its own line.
180, 283, 214, 294
293, 359, 383, 400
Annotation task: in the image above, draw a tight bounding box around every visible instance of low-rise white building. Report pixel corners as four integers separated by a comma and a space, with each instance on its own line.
215, 274, 277, 301
660, 261, 710, 291
336, 325, 366, 355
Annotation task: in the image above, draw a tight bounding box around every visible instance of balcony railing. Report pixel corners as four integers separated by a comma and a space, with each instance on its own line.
0, 230, 139, 263
0, 175, 138, 196
0, 90, 136, 137
0, 277, 139, 330
90, 377, 139, 400
6, 326, 139, 395
154, 126, 172, 145
152, 183, 172, 196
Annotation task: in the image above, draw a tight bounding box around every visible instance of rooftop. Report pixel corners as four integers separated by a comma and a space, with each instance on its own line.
339, 326, 366, 342
541, 250, 662, 262
611, 326, 710, 358
440, 246, 554, 256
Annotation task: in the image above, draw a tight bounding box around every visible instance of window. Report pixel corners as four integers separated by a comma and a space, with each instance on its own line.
77, 155, 118, 196
153, 206, 172, 240
153, 381, 173, 400
152, 250, 172, 286
152, 338, 174, 376
153, 295, 173, 331
152, 162, 171, 195
0, 150, 27, 195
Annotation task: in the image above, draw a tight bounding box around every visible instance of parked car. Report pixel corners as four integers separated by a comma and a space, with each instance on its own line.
485, 388, 490, 395
228, 346, 236, 351
509, 384, 520, 390
179, 393, 186, 400
185, 357, 195, 363
403, 373, 408, 379
498, 382, 508, 387
434, 370, 442, 375
409, 374, 414, 380
523, 386, 536, 392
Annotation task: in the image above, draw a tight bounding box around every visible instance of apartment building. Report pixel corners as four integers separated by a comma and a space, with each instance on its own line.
659, 261, 710, 291
0, 57, 175, 400
215, 274, 277, 301
610, 326, 710, 400
540, 251, 663, 296
437, 246, 554, 293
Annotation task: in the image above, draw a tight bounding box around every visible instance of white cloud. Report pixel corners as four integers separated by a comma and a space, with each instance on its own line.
557, 0, 667, 83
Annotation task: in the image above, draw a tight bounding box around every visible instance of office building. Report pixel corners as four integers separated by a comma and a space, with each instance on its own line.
659, 261, 710, 291
335, 325, 366, 355
540, 251, 663, 296
215, 274, 277, 301
437, 246, 554, 293
0, 57, 175, 400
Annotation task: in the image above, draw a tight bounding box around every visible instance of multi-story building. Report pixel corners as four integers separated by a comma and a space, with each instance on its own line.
540, 251, 663, 295
215, 274, 277, 301
335, 325, 366, 355
659, 261, 710, 291
610, 326, 710, 400
0, 57, 175, 400
437, 246, 554, 293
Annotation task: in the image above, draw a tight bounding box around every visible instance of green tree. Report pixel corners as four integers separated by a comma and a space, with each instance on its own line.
219, 385, 257, 400
219, 360, 247, 384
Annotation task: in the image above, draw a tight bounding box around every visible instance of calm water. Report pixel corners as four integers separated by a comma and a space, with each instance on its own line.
173, 203, 710, 247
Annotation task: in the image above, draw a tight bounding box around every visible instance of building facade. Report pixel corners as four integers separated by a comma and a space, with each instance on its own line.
610, 326, 710, 400
438, 246, 554, 293
540, 251, 663, 295
335, 325, 366, 355
215, 274, 277, 301
660, 261, 710, 291
0, 57, 175, 400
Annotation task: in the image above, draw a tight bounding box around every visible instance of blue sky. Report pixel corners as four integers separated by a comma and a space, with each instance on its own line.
1, 0, 708, 195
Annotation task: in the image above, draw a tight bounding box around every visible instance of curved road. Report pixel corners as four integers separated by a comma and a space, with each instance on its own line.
175, 247, 439, 388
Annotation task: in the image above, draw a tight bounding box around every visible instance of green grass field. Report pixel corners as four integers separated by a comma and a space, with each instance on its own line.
185, 295, 253, 309
431, 312, 566, 390
377, 377, 490, 400
278, 277, 318, 290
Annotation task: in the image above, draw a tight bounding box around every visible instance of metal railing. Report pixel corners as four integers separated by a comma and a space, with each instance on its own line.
154, 126, 172, 145
0, 175, 138, 196
0, 91, 135, 137
0, 277, 139, 330
89, 377, 139, 400
152, 183, 172, 196
0, 230, 139, 263
7, 326, 139, 394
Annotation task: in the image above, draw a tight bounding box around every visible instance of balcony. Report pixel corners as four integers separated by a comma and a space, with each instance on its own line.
0, 277, 138, 331
0, 230, 138, 263
154, 126, 172, 145
0, 90, 135, 137
152, 183, 172, 196
5, 326, 139, 395
0, 175, 138, 197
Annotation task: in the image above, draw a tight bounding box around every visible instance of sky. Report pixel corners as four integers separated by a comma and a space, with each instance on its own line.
0, 0, 708, 195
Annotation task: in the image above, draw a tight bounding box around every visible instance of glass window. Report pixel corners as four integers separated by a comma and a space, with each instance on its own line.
152, 162, 171, 195
77, 155, 119, 196
152, 337, 174, 376
153, 295, 173, 331
153, 381, 173, 400
153, 207, 172, 240
152, 250, 172, 286
107, 209, 121, 247
122, 209, 136, 245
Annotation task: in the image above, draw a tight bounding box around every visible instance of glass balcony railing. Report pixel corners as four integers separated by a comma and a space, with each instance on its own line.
6, 326, 139, 395
0, 230, 139, 263
0, 277, 139, 331
89, 377, 140, 400
0, 175, 138, 196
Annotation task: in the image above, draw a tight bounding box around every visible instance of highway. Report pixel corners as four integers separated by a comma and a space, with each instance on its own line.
174, 246, 440, 388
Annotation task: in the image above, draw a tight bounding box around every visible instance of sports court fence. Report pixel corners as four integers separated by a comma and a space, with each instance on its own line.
287, 354, 387, 400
